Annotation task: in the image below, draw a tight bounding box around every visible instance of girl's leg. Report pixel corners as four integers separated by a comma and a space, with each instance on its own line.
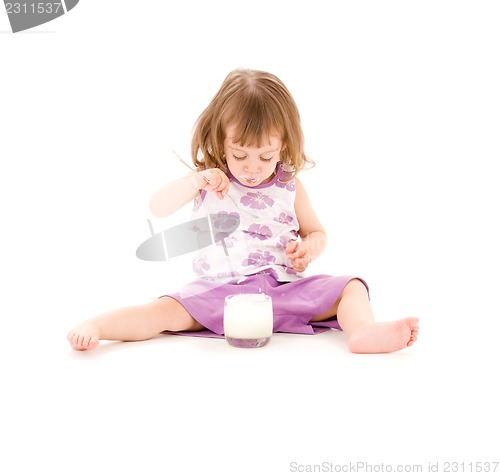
67, 297, 204, 351
310, 279, 419, 353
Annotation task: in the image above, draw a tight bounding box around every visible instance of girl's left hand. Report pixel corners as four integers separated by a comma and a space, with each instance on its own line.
285, 241, 311, 273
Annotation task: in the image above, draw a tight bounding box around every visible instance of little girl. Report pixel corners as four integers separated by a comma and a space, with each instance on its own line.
67, 69, 419, 353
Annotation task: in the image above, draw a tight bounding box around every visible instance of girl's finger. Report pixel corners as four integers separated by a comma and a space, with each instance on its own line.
294, 257, 310, 272
289, 244, 305, 260
216, 176, 230, 197
296, 245, 308, 259
221, 181, 230, 197
286, 241, 298, 254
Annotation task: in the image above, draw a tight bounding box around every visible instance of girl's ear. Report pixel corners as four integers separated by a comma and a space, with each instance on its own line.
280, 146, 290, 164
220, 154, 229, 172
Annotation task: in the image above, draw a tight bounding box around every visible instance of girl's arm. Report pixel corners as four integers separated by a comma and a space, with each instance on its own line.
149, 172, 200, 217
149, 169, 230, 217
286, 177, 327, 272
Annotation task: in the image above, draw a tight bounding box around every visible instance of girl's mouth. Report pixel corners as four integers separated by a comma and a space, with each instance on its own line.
239, 175, 261, 185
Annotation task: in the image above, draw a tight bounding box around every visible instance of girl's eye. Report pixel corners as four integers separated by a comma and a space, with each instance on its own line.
232, 154, 274, 161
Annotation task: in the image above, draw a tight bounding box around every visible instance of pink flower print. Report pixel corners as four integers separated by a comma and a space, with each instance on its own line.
276, 179, 296, 191
193, 257, 210, 275
274, 212, 294, 225
212, 211, 240, 231
242, 250, 276, 268
247, 224, 272, 240
276, 235, 289, 250
211, 212, 240, 247
240, 192, 274, 209
215, 234, 237, 248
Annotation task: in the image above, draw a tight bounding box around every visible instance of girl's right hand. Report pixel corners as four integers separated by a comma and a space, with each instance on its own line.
195, 168, 230, 199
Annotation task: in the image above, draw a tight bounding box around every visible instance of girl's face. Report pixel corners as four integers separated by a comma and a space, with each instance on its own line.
223, 124, 283, 187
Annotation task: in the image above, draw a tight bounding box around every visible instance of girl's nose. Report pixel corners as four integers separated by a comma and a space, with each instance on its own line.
245, 161, 261, 173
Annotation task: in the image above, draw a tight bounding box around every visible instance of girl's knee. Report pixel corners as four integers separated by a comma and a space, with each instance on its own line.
152, 297, 204, 332
342, 279, 369, 297
153, 296, 178, 311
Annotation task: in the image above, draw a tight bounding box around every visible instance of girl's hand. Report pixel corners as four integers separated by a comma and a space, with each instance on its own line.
286, 240, 311, 273
195, 168, 230, 199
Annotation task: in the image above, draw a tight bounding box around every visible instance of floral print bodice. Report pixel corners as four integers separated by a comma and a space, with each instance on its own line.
191, 162, 302, 282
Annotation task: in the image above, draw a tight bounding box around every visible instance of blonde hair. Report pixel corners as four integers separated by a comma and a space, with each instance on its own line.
191, 69, 313, 177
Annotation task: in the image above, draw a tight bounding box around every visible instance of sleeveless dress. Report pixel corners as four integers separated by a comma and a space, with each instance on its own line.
161, 162, 368, 338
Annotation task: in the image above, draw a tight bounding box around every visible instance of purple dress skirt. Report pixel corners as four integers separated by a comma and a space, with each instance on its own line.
160, 271, 369, 338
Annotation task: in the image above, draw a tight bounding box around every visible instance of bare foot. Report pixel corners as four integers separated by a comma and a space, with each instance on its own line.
67, 322, 100, 351
348, 317, 419, 354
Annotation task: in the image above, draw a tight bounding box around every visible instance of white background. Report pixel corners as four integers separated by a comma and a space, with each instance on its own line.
1, 1, 499, 475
